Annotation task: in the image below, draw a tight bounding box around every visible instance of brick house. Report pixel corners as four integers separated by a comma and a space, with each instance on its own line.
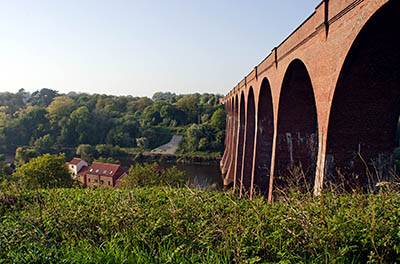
67, 158, 128, 188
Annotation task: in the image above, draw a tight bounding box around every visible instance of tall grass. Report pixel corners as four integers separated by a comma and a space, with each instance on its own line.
1, 185, 399, 263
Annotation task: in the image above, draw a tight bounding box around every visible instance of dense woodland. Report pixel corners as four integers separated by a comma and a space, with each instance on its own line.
0, 88, 225, 163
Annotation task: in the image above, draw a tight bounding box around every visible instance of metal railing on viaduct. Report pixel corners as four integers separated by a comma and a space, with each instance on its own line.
220, 0, 399, 202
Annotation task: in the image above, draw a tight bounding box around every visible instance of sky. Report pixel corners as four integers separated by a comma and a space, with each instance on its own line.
0, 0, 321, 97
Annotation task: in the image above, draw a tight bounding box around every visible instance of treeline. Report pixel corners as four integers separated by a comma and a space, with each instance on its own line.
0, 89, 225, 162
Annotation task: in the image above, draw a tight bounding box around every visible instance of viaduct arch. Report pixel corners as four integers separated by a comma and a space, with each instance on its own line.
220, 0, 399, 201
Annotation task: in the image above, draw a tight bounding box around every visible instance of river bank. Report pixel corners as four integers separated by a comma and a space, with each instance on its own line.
119, 155, 223, 190
131, 151, 221, 165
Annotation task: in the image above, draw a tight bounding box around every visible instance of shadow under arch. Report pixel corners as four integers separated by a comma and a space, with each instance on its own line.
275, 59, 318, 193
326, 0, 400, 190
240, 87, 256, 196
253, 78, 274, 196
234, 92, 246, 193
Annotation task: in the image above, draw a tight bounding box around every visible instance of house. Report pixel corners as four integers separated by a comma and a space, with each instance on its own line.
67, 158, 128, 188
67, 158, 88, 179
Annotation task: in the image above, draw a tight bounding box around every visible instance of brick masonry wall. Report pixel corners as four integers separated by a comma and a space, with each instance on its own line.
220, 0, 392, 199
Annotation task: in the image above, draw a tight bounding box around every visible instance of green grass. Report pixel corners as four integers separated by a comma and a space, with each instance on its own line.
120, 147, 147, 153
1, 187, 400, 263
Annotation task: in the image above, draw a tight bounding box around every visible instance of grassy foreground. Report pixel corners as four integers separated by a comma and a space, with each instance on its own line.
1, 187, 400, 263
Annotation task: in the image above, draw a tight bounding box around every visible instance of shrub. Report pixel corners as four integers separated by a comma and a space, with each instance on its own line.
13, 153, 73, 189
122, 163, 187, 188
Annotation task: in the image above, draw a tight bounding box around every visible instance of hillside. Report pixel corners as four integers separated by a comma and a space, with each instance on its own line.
1, 187, 399, 263
0, 90, 225, 162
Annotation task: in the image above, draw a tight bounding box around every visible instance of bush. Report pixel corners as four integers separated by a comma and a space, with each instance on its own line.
93, 157, 120, 164
13, 153, 73, 189
122, 163, 187, 188
136, 137, 149, 149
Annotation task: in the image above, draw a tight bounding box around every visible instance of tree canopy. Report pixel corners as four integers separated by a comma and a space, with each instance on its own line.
0, 89, 225, 157
13, 153, 73, 189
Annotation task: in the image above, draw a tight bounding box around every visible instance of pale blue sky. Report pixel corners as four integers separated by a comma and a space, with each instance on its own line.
0, 0, 321, 97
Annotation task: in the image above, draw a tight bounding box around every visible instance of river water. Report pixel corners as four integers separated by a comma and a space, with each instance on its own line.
120, 159, 223, 190
159, 162, 223, 190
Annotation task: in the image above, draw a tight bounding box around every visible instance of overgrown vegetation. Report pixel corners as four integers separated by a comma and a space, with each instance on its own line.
123, 163, 187, 188
0, 186, 399, 263
4, 153, 73, 190
1, 154, 400, 262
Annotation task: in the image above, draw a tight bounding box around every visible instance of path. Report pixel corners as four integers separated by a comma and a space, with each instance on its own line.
150, 135, 183, 155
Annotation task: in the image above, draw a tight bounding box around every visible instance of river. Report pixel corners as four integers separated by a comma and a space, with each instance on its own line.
120, 159, 223, 190
160, 162, 223, 190
5, 153, 223, 190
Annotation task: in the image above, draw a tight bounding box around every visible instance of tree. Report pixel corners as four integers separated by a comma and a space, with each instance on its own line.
93, 157, 120, 164
152, 91, 176, 101
47, 96, 76, 122
69, 106, 93, 144
13, 153, 73, 189
141, 105, 162, 126
106, 129, 132, 147
176, 95, 199, 123
95, 144, 124, 158
76, 144, 97, 162
33, 134, 55, 154
160, 104, 185, 126
136, 137, 149, 149
17, 106, 49, 145
0, 91, 27, 114
210, 108, 226, 131
120, 115, 140, 140
30, 88, 58, 107
15, 146, 39, 165
46, 96, 76, 144
185, 124, 216, 152
128, 97, 152, 113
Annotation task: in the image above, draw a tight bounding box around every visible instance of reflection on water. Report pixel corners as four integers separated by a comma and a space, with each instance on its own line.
120, 159, 222, 190
160, 162, 223, 190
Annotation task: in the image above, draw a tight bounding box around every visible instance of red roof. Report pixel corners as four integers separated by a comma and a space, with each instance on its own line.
69, 158, 83, 165
77, 166, 89, 176
80, 162, 126, 179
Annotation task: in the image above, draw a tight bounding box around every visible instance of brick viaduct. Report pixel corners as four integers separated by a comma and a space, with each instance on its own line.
220, 0, 399, 201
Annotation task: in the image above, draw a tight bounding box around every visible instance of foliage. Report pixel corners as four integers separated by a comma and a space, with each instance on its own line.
46, 96, 75, 122
30, 88, 58, 107
0, 159, 14, 186
0, 89, 224, 157
152, 91, 176, 101
15, 146, 39, 165
76, 144, 96, 162
0, 187, 399, 263
33, 134, 55, 154
123, 163, 187, 188
210, 108, 226, 131
13, 153, 73, 189
95, 144, 125, 158
93, 157, 120, 164
136, 137, 149, 149
181, 123, 224, 153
